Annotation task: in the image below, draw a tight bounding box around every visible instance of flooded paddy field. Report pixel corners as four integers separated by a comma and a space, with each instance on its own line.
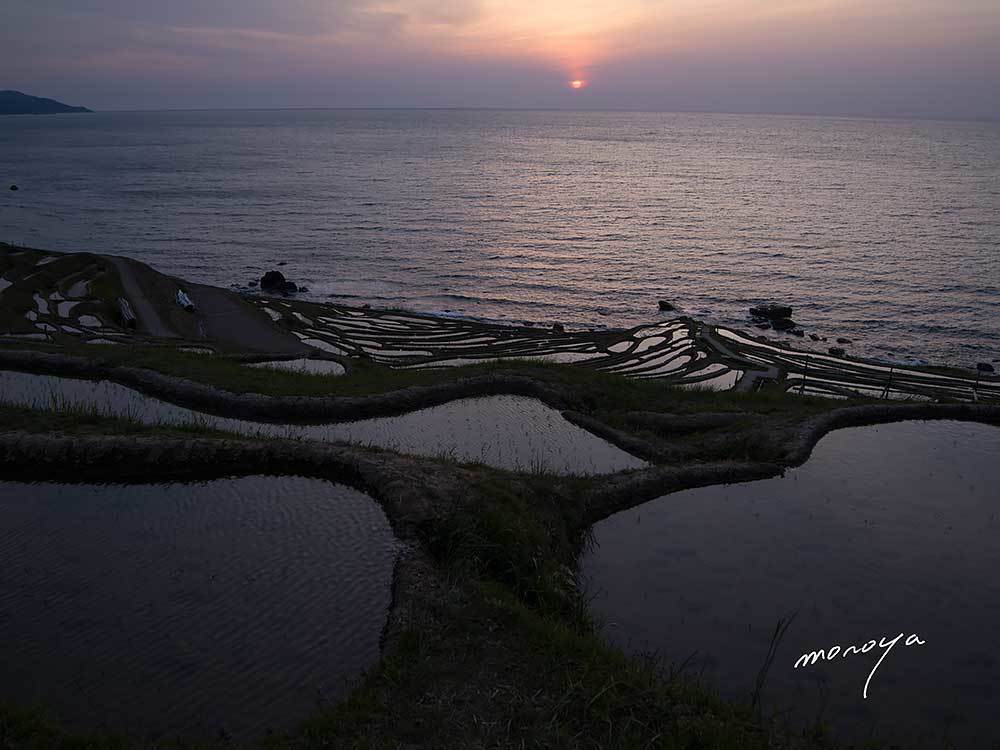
580, 420, 1000, 747
246, 358, 347, 376
715, 327, 1000, 402
0, 476, 399, 742
260, 301, 749, 390
0, 370, 646, 475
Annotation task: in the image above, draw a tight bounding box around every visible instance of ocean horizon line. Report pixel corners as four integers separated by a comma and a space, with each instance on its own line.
47, 105, 1000, 126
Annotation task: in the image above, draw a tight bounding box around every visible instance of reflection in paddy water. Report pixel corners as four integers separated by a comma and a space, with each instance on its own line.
0, 476, 399, 742
0, 370, 646, 475
581, 420, 1000, 748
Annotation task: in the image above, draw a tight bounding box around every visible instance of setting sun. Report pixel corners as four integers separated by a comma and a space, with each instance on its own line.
570, 79, 586, 90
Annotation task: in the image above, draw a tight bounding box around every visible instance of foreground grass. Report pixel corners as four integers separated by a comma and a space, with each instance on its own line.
0, 403, 233, 440
282, 584, 784, 750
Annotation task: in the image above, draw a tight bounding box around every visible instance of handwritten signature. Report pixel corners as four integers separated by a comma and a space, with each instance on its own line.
794, 632, 927, 698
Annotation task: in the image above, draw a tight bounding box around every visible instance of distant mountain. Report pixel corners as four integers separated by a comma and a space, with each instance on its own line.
0, 90, 92, 115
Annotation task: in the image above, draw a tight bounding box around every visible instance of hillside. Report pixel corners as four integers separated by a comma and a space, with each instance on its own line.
0, 90, 92, 114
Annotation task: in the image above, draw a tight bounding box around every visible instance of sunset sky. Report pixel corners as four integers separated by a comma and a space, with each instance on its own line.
5, 0, 999, 118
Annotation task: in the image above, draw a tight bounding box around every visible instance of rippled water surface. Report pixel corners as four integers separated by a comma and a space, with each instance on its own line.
580, 421, 1000, 747
0, 476, 398, 741
2, 110, 998, 366
0, 370, 646, 474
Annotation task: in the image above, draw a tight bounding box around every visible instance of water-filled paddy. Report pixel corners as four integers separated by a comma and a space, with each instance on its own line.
0, 476, 398, 742
246, 358, 346, 376
580, 420, 1000, 747
0, 370, 645, 475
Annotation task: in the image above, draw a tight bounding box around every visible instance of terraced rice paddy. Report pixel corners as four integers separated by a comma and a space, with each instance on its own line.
0, 253, 126, 345
713, 327, 999, 402
258, 300, 746, 389
580, 420, 1000, 748
0, 476, 399, 742
257, 299, 997, 401
3, 248, 995, 403
0, 370, 647, 475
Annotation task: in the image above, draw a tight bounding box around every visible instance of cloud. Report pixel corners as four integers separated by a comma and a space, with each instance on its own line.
13, 0, 366, 34
3, 0, 999, 117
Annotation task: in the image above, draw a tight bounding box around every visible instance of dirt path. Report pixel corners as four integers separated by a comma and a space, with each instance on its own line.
185, 283, 307, 354
107, 254, 305, 354
107, 256, 178, 338
699, 326, 776, 391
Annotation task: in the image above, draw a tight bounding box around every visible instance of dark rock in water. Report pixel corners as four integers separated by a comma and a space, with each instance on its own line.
658, 300, 675, 312
750, 303, 793, 320
362, 303, 371, 309
829, 347, 846, 357
9, 184, 17, 191
836, 337, 852, 344
298, 286, 309, 293
523, 321, 536, 327
977, 362, 996, 373
248, 280, 258, 288
755, 323, 771, 330
277, 261, 287, 267
809, 334, 821, 341
552, 323, 565, 333
771, 317, 797, 331
260, 270, 297, 295
791, 328, 805, 337
260, 270, 286, 290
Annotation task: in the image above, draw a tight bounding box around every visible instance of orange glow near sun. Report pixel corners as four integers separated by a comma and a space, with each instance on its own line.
570, 79, 586, 89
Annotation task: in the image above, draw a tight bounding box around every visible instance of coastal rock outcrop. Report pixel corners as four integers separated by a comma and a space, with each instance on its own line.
658, 300, 675, 312
750, 303, 797, 334
260, 270, 298, 296
750, 303, 793, 320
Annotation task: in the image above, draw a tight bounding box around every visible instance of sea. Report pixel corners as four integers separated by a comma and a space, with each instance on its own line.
2, 109, 998, 367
